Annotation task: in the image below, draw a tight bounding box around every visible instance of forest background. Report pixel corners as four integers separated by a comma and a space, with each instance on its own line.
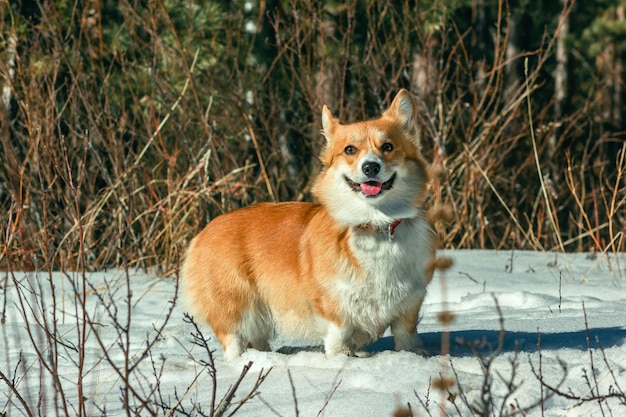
1, 0, 625, 273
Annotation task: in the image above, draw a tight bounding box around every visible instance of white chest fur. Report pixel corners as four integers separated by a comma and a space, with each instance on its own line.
330, 216, 433, 337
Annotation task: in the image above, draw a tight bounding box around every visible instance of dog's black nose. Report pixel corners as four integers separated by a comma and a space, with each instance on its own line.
362, 161, 381, 178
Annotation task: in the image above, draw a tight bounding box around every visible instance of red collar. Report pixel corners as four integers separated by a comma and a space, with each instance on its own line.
357, 219, 403, 239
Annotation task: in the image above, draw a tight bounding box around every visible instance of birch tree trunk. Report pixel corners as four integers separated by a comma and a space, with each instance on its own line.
315, 4, 342, 118
504, 13, 523, 104
612, 5, 624, 129
472, 0, 488, 93
1, 34, 34, 269
595, 6, 623, 131
551, 0, 569, 162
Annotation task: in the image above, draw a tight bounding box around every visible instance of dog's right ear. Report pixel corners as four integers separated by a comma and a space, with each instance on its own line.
321, 105, 337, 141
385, 89, 417, 133
384, 89, 421, 149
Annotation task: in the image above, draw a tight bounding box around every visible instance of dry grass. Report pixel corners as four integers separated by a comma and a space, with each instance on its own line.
1, 1, 624, 275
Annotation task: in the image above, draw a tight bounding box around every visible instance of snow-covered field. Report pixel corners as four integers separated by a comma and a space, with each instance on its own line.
2, 250, 625, 416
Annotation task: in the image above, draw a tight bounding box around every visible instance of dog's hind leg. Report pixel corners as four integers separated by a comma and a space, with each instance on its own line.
216, 316, 271, 360
237, 304, 273, 354
249, 339, 271, 352
187, 278, 259, 360
219, 333, 246, 360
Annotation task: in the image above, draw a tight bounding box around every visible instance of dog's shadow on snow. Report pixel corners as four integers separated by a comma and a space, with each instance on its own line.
367, 326, 626, 357
274, 327, 626, 358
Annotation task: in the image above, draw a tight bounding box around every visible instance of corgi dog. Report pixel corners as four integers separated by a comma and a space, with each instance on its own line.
182, 89, 436, 359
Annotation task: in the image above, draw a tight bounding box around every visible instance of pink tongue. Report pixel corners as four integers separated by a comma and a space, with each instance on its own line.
361, 181, 383, 196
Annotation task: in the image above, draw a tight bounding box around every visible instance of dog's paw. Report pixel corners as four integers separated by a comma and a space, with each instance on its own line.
394, 333, 429, 356
325, 346, 356, 357
409, 344, 431, 357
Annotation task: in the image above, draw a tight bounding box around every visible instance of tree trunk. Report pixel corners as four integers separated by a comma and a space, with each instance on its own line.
503, 13, 524, 104
472, 0, 488, 93
612, 6, 624, 129
1, 34, 35, 270
315, 5, 342, 117
550, 0, 569, 164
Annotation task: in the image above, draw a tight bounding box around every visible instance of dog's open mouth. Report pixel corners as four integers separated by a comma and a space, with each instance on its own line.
345, 173, 396, 197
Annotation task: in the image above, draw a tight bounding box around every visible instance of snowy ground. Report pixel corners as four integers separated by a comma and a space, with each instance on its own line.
1, 250, 625, 416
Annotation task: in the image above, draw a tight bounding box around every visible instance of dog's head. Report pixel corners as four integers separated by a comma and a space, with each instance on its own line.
313, 89, 430, 227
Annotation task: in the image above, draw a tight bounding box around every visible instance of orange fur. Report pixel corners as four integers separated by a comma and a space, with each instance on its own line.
182, 89, 436, 359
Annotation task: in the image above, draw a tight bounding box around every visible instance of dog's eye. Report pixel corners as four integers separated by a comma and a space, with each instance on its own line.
381, 142, 394, 153
344, 145, 357, 155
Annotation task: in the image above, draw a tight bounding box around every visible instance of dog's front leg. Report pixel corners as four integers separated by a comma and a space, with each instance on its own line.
391, 301, 428, 355
323, 321, 355, 356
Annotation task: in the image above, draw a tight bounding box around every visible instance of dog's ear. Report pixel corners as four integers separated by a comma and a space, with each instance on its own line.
384, 89, 418, 136
321, 105, 337, 141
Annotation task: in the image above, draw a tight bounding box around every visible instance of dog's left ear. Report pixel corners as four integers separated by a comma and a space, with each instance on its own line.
321, 105, 337, 142
384, 89, 418, 137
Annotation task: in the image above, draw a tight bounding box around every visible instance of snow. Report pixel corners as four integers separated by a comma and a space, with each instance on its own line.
2, 250, 625, 416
